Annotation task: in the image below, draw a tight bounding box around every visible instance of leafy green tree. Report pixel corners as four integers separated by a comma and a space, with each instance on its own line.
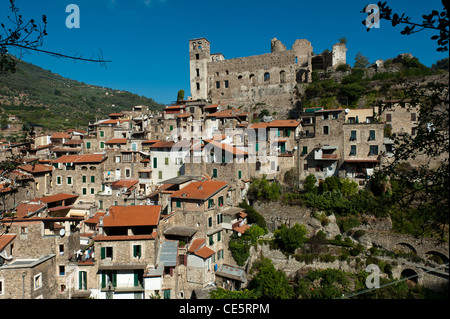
362, 1, 449, 239
354, 51, 370, 68
274, 223, 307, 253
177, 89, 185, 101
248, 175, 281, 202
319, 176, 342, 194
303, 174, 317, 193
249, 257, 295, 299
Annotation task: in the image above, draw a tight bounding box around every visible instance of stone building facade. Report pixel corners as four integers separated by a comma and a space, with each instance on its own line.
189, 37, 347, 115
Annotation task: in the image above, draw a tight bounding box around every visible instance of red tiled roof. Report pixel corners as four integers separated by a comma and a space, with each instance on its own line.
188, 238, 205, 253
51, 133, 70, 139
84, 212, 106, 225
142, 140, 160, 144
15, 203, 46, 218
194, 246, 215, 259
105, 138, 127, 144
204, 140, 248, 156
18, 164, 53, 173
52, 154, 105, 163
37, 193, 78, 204
267, 119, 300, 128
94, 233, 157, 241
148, 140, 175, 148
170, 181, 227, 201
102, 205, 161, 227
111, 179, 139, 189
0, 234, 16, 251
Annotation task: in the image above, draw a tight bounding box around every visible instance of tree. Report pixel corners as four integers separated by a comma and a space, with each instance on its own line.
177, 89, 185, 101
338, 37, 347, 45
303, 174, 317, 193
274, 223, 307, 253
1, 0, 110, 74
363, 1, 449, 239
248, 257, 295, 299
362, 1, 449, 52
354, 51, 370, 68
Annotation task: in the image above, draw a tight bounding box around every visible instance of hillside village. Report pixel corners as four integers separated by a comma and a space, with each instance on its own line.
0, 37, 448, 299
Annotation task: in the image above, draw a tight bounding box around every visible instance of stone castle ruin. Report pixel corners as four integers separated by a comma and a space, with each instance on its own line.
189, 37, 347, 114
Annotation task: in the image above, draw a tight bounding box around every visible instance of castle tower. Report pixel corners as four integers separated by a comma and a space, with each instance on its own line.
189, 38, 210, 101
332, 43, 347, 68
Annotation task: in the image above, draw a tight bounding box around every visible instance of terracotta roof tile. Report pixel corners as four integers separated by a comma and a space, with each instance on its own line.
18, 164, 53, 173
102, 205, 161, 227
0, 234, 16, 251
188, 238, 205, 253
194, 246, 215, 259
15, 203, 46, 218
170, 181, 227, 201
105, 138, 127, 144
111, 179, 139, 189
267, 119, 300, 128
37, 193, 78, 204
53, 154, 105, 164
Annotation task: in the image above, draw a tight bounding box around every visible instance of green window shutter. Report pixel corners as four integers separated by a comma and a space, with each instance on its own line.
153, 157, 157, 169
176, 200, 181, 208
217, 231, 221, 242
79, 271, 83, 290
100, 142, 105, 149
255, 143, 259, 152
158, 171, 163, 179
369, 130, 375, 140
286, 129, 291, 137
134, 271, 139, 287
101, 272, 106, 289
57, 176, 61, 184
86, 142, 91, 149
91, 176, 95, 183
169, 125, 173, 131
82, 175, 86, 183
164, 289, 171, 299
238, 170, 242, 179
212, 168, 217, 178
208, 217, 212, 227
165, 157, 169, 165
209, 235, 214, 245
101, 247, 106, 260
82, 188, 87, 195
218, 196, 223, 206
112, 271, 117, 287
302, 146, 308, 155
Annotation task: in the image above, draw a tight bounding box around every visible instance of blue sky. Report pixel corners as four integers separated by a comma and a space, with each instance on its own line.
2, 0, 446, 105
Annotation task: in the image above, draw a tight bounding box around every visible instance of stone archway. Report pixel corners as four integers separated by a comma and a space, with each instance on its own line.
394, 242, 417, 255
425, 251, 449, 265
401, 268, 419, 284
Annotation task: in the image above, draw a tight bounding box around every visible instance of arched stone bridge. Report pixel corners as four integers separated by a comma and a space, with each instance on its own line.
364, 231, 449, 290
364, 231, 449, 264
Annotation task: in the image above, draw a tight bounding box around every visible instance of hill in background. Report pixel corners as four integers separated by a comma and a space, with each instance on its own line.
0, 57, 165, 132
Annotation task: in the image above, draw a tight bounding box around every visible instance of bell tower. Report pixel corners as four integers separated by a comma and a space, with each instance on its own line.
189, 38, 210, 100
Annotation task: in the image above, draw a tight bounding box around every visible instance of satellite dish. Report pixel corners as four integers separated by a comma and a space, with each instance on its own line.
345, 108, 350, 114
59, 229, 66, 237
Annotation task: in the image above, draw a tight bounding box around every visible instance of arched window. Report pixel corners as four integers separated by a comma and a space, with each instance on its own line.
249, 74, 256, 85
256, 161, 261, 171
264, 72, 270, 82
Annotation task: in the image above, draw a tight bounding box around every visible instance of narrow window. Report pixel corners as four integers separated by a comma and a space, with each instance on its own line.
350, 145, 357, 155
369, 130, 375, 140
224, 80, 229, 88
264, 72, 270, 82
350, 130, 357, 141
386, 113, 392, 122
196, 82, 200, 90
216, 81, 220, 89
323, 126, 329, 135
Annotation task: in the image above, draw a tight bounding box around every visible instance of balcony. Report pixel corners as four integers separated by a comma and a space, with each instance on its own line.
314, 146, 339, 160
